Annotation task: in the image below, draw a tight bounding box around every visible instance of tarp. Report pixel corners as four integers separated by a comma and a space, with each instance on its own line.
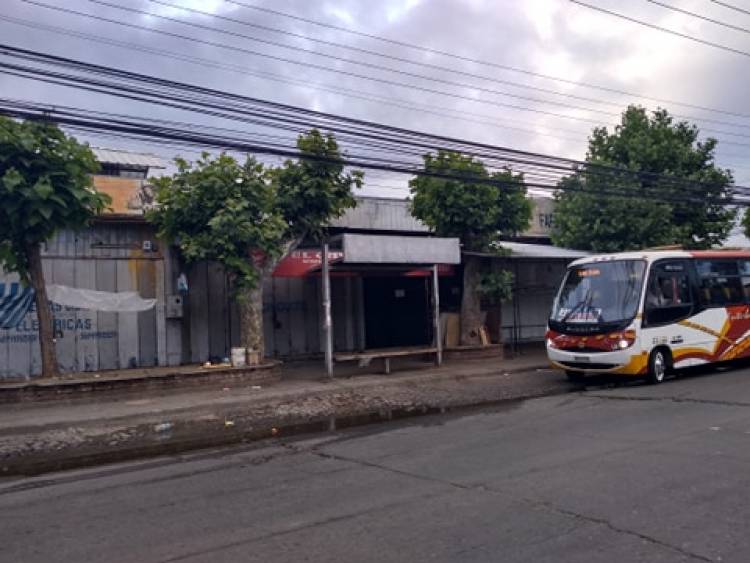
46, 285, 156, 312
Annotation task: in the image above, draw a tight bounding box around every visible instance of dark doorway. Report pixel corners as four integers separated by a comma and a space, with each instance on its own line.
363, 276, 431, 349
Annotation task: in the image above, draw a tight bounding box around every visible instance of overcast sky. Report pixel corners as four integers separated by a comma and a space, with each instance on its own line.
3, 0, 750, 203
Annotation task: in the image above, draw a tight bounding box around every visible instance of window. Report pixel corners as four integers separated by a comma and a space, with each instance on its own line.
696, 260, 744, 307
644, 261, 693, 326
97, 164, 148, 179
552, 260, 645, 325
739, 261, 750, 301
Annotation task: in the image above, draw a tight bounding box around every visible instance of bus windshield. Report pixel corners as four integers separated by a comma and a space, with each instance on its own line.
551, 260, 646, 326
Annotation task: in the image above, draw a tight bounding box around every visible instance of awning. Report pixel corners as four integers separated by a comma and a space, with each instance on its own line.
340, 234, 461, 264
273, 234, 461, 278
466, 242, 589, 260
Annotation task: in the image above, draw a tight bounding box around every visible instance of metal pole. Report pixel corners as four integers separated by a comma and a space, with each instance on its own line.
432, 264, 442, 366
322, 243, 334, 378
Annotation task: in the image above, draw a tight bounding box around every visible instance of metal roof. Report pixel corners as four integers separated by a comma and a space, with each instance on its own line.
340, 234, 461, 264
467, 242, 589, 260
331, 197, 428, 232
501, 242, 589, 259
91, 147, 168, 169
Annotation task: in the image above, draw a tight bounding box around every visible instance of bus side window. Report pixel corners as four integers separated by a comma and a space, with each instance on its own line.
645, 261, 693, 326
740, 261, 750, 302
697, 260, 743, 307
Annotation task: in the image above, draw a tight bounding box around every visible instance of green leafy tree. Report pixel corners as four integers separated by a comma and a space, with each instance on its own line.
0, 118, 110, 377
410, 151, 531, 345
477, 270, 514, 306
149, 130, 361, 356
553, 106, 735, 252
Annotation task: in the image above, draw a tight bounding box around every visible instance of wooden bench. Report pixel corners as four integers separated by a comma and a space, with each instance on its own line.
334, 346, 440, 374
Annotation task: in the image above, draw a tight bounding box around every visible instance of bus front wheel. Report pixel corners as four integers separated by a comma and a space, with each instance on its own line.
647, 348, 670, 385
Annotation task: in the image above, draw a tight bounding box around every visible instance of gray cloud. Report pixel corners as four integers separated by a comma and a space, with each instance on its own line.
2, 0, 750, 196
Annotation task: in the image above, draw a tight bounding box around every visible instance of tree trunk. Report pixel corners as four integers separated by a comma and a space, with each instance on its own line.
238, 276, 265, 357
237, 240, 300, 360
460, 255, 482, 346
26, 242, 59, 378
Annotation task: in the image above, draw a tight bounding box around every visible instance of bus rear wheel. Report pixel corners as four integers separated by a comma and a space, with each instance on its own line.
647, 349, 669, 384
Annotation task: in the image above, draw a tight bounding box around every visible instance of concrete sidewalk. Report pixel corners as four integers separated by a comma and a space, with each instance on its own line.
0, 350, 568, 476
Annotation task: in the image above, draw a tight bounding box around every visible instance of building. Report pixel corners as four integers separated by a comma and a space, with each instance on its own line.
0, 152, 583, 379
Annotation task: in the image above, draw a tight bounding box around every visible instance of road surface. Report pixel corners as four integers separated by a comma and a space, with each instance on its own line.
3, 365, 750, 562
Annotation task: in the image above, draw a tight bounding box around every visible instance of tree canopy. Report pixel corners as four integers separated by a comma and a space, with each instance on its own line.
148, 153, 286, 290
409, 150, 532, 251
148, 129, 362, 355
409, 150, 531, 345
149, 130, 362, 291
0, 117, 110, 376
552, 106, 735, 252
0, 118, 109, 280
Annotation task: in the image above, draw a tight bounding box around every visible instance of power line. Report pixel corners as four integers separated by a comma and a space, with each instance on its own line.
0, 46, 742, 202
2, 98, 735, 207
0, 14, 591, 145
71, 0, 622, 119
140, 0, 630, 111
570, 0, 750, 59
18, 0, 608, 127
646, 0, 750, 35
79, 0, 750, 132
16, 1, 750, 144
224, 0, 750, 119
710, 0, 750, 17
0, 42, 740, 197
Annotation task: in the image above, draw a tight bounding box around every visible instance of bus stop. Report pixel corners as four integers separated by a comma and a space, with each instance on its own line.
319, 233, 460, 376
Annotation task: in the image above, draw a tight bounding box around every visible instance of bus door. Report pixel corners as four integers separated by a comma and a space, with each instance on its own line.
642, 260, 699, 358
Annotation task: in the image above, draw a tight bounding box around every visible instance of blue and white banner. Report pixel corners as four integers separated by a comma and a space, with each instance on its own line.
0, 282, 35, 329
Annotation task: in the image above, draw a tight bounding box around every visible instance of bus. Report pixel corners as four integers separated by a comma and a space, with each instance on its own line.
546, 249, 750, 384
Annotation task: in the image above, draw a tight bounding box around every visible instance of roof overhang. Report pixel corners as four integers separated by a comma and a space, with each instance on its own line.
338, 234, 461, 265
465, 242, 589, 260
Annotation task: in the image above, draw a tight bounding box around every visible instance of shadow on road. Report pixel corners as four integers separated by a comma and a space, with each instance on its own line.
573, 357, 750, 391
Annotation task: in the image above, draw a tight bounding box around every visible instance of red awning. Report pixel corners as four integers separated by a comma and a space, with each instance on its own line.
273, 250, 455, 278
273, 250, 344, 277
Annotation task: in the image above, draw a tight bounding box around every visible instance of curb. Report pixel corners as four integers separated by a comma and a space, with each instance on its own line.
0, 362, 282, 403
0, 364, 566, 477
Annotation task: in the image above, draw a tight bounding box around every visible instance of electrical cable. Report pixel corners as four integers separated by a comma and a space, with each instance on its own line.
224, 0, 750, 119
570, 0, 750, 59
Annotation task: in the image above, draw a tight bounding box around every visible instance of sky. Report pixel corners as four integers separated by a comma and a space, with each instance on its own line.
3, 0, 750, 210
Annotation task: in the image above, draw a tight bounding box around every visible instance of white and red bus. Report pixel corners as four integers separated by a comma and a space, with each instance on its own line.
546, 249, 750, 383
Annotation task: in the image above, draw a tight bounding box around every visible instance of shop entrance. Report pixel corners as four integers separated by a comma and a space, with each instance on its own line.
363, 276, 431, 349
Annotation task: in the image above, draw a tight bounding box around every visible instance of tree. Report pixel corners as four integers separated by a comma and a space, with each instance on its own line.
409, 151, 531, 345
148, 130, 361, 357
0, 118, 110, 377
552, 106, 735, 252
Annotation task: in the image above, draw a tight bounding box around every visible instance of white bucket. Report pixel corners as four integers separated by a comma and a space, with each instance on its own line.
231, 347, 247, 367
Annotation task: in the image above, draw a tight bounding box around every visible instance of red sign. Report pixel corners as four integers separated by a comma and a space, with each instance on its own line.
273, 250, 344, 277
404, 264, 455, 277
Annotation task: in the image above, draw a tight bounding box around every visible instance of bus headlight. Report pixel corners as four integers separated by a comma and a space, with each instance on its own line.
611, 330, 636, 350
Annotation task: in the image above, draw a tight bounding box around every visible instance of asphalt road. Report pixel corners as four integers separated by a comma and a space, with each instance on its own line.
3, 365, 750, 563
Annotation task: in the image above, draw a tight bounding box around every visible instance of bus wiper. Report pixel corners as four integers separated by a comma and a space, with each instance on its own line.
561, 292, 593, 323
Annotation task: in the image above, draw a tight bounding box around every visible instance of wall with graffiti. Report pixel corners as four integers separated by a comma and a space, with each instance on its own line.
0, 222, 170, 379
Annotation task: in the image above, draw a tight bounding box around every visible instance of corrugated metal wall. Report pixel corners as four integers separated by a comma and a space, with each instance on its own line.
499, 259, 569, 344
0, 222, 173, 379
0, 220, 567, 380
185, 267, 364, 362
